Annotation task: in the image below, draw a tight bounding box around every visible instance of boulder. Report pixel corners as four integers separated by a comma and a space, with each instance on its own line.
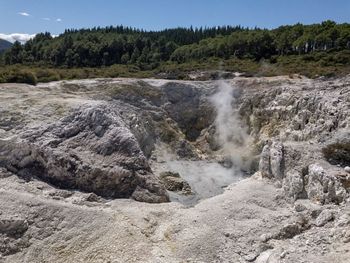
283, 170, 304, 200
259, 144, 272, 178
335, 213, 350, 227
270, 141, 284, 180
322, 130, 350, 167
0, 218, 28, 236
315, 210, 334, 227
159, 171, 192, 195
0, 105, 169, 203
259, 141, 284, 180
305, 163, 346, 204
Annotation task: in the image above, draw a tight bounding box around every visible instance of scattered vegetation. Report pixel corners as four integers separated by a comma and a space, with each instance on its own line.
0, 21, 349, 84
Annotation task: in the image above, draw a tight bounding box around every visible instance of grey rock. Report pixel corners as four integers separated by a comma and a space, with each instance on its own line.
276, 222, 304, 239
0, 218, 28, 236
283, 171, 304, 200
335, 213, 350, 227
255, 250, 273, 263
259, 144, 272, 178
159, 171, 192, 195
244, 253, 258, 262
279, 250, 287, 258
238, 76, 350, 206
259, 141, 284, 180
0, 105, 169, 203
294, 202, 307, 212
315, 210, 334, 227
48, 190, 74, 199
162, 82, 214, 141
131, 186, 168, 203
259, 233, 273, 242
270, 141, 284, 180
305, 163, 346, 204
343, 230, 350, 243
175, 139, 198, 159
322, 130, 350, 167
267, 214, 310, 241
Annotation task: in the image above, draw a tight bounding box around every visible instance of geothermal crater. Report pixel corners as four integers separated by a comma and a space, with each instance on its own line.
0, 75, 349, 262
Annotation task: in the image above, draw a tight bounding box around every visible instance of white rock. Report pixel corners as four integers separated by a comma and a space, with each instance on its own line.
270, 141, 284, 180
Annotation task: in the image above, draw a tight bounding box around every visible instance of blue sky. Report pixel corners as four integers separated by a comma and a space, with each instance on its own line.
0, 0, 349, 42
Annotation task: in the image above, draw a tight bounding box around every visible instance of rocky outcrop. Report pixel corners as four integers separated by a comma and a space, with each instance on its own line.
0, 217, 29, 256
162, 82, 215, 141
110, 81, 215, 143
283, 170, 305, 200
0, 104, 169, 203
315, 209, 334, 227
159, 171, 192, 195
305, 163, 347, 204
258, 140, 348, 204
238, 77, 350, 143
322, 130, 350, 167
235, 76, 350, 205
259, 141, 284, 179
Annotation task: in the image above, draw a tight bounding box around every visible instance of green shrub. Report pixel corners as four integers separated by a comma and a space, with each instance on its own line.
7, 70, 38, 85
35, 69, 60, 82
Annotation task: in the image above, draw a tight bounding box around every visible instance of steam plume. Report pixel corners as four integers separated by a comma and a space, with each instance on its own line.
210, 80, 252, 170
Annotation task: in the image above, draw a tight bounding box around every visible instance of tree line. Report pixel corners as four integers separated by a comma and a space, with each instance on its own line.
2, 21, 350, 69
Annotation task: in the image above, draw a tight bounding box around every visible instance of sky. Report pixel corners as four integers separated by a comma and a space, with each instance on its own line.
0, 0, 349, 42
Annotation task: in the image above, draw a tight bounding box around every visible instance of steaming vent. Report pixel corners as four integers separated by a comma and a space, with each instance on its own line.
210, 80, 253, 172
153, 80, 254, 205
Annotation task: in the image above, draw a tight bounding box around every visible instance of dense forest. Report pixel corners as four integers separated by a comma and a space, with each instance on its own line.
1, 25, 244, 68
2, 21, 350, 68
0, 21, 350, 84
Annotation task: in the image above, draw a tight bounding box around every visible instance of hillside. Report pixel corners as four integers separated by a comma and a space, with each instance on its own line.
0, 39, 12, 52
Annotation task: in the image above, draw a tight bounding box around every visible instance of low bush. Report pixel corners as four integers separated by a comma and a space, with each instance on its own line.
36, 69, 61, 82
4, 69, 38, 85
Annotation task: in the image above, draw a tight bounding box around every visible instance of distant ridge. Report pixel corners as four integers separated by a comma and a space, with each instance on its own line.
0, 39, 12, 52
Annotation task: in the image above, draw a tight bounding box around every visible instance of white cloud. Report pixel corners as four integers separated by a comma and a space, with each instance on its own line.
18, 12, 31, 17
42, 17, 51, 21
0, 33, 36, 43
56, 18, 62, 22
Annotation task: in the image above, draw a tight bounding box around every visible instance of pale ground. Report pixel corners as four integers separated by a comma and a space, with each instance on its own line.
1, 171, 349, 263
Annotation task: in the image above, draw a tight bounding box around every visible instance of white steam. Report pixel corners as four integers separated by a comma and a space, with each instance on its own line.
152, 145, 243, 205
162, 159, 242, 205
210, 80, 252, 170
152, 80, 253, 205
